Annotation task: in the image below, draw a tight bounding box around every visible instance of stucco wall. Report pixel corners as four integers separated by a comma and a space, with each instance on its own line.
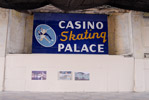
0, 57, 5, 91
5, 10, 133, 55
135, 59, 149, 92
6, 10, 33, 54
5, 54, 134, 92
0, 9, 149, 92
108, 13, 133, 55
132, 12, 149, 92
132, 12, 149, 59
0, 8, 9, 91
3, 10, 149, 57
0, 9, 9, 57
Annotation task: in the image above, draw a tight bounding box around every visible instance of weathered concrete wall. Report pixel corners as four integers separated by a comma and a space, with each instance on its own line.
0, 57, 5, 91
24, 15, 34, 53
6, 11, 133, 55
132, 12, 149, 92
0, 9, 33, 91
5, 54, 134, 92
4, 10, 149, 57
0, 8, 9, 57
132, 12, 149, 59
108, 12, 133, 55
0, 8, 9, 91
6, 10, 26, 54
1, 9, 149, 92
6, 10, 33, 54
134, 59, 149, 92
0, 10, 136, 92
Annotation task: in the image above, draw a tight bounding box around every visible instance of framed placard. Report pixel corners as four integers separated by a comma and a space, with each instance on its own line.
32, 13, 108, 54
32, 71, 47, 80
59, 71, 72, 80
75, 72, 90, 80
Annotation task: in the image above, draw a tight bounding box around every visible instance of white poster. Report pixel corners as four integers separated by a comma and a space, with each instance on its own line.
75, 72, 90, 80
59, 71, 72, 80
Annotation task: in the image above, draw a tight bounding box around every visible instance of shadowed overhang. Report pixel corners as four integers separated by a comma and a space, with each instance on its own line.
0, 0, 148, 12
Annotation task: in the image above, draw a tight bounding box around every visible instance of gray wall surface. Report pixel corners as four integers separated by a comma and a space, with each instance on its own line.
5, 10, 134, 55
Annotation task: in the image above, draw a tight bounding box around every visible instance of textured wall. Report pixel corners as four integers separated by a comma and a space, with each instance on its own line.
132, 12, 149, 92
0, 57, 5, 91
5, 54, 134, 92
6, 10, 26, 54
0, 8, 9, 57
6, 10, 33, 54
108, 12, 133, 55
132, 12, 149, 59
6, 10, 133, 55
135, 59, 149, 92
0, 9, 33, 91
1, 9, 149, 92
24, 15, 34, 53
0, 8, 9, 91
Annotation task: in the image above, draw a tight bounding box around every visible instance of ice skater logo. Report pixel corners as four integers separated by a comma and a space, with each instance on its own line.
35, 24, 56, 47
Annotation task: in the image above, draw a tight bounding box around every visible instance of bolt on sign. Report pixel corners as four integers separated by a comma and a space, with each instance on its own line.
32, 13, 108, 54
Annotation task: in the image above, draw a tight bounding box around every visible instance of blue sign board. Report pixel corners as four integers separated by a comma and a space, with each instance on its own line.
32, 13, 108, 54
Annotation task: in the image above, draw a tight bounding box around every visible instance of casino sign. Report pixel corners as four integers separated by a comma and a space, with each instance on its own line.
32, 13, 108, 54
